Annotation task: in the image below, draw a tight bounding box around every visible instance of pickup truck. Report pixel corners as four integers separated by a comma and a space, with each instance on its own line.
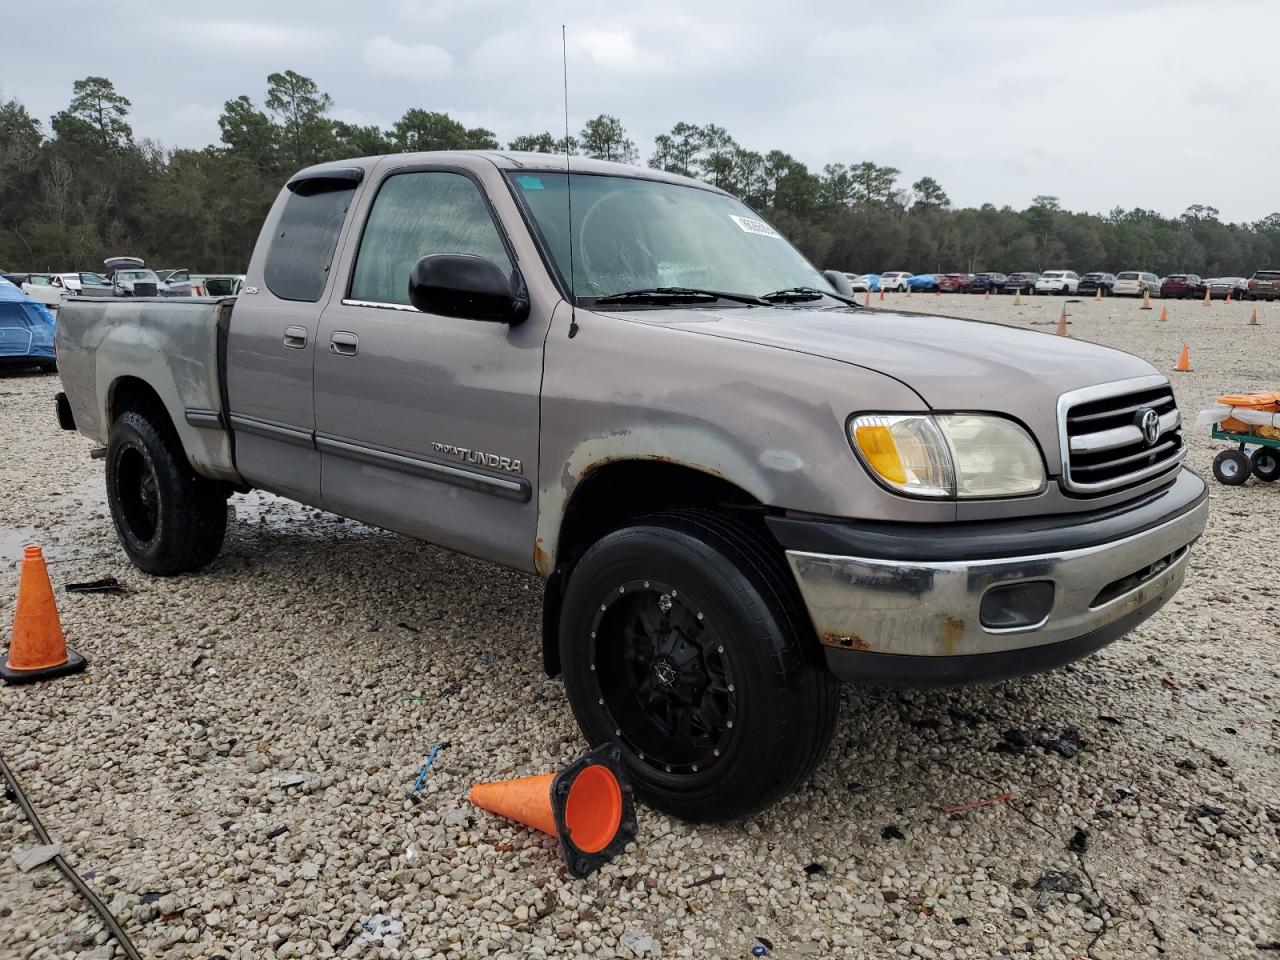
54, 151, 1209, 821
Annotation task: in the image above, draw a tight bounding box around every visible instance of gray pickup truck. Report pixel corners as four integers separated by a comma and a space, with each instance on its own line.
54, 152, 1208, 821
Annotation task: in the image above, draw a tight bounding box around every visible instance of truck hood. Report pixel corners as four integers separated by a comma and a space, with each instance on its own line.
606, 305, 1159, 472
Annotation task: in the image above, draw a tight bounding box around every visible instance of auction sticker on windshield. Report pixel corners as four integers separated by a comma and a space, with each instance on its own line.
728, 214, 782, 238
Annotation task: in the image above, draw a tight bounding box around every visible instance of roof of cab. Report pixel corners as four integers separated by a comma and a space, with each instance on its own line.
287, 150, 722, 195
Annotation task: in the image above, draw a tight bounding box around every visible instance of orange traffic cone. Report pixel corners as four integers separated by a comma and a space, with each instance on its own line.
1203, 288, 1211, 306
1140, 289, 1152, 310
864, 289, 871, 307
934, 288, 941, 297
1014, 290, 1022, 306
1094, 287, 1102, 302
1249, 306, 1259, 326
984, 288, 990, 300
1226, 292, 1232, 304
1056, 305, 1069, 336
2, 546, 86, 684
470, 745, 636, 877
879, 288, 885, 301
1174, 343, 1191, 373
1159, 305, 1168, 322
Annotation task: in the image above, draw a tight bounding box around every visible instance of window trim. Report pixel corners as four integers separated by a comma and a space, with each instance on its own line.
264, 179, 359, 304
342, 164, 519, 309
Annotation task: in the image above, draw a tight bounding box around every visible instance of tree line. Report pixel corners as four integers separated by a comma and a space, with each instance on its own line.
4, 72, 1280, 278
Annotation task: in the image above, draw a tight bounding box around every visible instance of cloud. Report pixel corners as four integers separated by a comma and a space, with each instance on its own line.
176, 20, 338, 55
570, 30, 669, 75
362, 36, 454, 83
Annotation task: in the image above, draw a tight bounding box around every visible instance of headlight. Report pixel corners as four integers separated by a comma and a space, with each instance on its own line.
849, 413, 1045, 499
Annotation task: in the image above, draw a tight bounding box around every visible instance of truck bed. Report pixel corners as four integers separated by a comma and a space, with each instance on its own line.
56, 296, 241, 483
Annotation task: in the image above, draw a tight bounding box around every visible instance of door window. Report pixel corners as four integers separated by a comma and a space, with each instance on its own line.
264, 179, 357, 302
350, 171, 512, 307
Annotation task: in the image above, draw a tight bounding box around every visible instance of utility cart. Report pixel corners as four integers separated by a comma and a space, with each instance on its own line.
1211, 426, 1280, 485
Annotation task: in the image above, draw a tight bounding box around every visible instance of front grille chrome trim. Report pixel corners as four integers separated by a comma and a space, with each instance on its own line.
1058, 375, 1184, 494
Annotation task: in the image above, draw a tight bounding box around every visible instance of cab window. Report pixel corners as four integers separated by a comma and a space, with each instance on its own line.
264, 179, 357, 302
349, 171, 512, 307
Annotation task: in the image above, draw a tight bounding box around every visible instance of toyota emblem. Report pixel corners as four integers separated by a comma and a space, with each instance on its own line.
1138, 408, 1160, 446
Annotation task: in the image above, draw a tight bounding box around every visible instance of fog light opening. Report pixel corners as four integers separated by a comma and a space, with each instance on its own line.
980, 581, 1055, 630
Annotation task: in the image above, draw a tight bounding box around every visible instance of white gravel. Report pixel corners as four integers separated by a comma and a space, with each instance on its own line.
2, 295, 1279, 959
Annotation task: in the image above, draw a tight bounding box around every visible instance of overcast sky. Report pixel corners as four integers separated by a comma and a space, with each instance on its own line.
7, 0, 1273, 221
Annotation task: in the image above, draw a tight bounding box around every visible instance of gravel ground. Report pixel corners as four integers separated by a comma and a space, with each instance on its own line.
2, 294, 1279, 960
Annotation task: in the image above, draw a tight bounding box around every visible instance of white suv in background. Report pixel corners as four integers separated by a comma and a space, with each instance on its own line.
1034, 270, 1079, 295
1112, 271, 1162, 297
879, 271, 912, 292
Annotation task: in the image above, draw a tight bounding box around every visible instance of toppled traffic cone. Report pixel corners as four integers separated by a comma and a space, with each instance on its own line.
1174, 342, 1192, 372
2, 546, 86, 685
1159, 305, 1168, 321
470, 744, 636, 877
1250, 306, 1259, 326
1140, 289, 1152, 310
1056, 305, 1069, 336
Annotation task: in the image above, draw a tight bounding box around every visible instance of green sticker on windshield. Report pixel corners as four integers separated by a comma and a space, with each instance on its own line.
517, 176, 544, 190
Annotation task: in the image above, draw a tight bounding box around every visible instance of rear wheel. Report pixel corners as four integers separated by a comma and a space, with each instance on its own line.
1251, 447, 1280, 482
1213, 449, 1250, 486
106, 410, 227, 575
559, 511, 838, 822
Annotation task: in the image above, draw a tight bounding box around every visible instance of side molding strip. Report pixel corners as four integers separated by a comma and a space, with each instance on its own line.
315, 433, 532, 503
184, 408, 224, 429
228, 413, 316, 448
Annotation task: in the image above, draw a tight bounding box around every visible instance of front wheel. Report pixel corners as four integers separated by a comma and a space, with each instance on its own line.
559, 511, 839, 822
106, 410, 228, 575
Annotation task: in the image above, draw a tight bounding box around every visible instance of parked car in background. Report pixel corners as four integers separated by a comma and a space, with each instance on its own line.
191, 274, 246, 297
879, 271, 912, 292
907, 273, 938, 292
24, 272, 115, 307
1077, 272, 1116, 296
155, 269, 196, 296
854, 273, 881, 292
1035, 270, 1080, 295
966, 272, 1007, 294
1002, 272, 1040, 294
1113, 271, 1161, 297
1159, 274, 1206, 300
1247, 269, 1280, 301
1206, 277, 1247, 301
936, 273, 971, 293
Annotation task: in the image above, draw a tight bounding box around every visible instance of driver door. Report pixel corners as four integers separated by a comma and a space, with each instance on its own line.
313, 165, 547, 571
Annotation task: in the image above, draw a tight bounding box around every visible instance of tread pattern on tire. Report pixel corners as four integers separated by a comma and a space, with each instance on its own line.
109, 410, 227, 575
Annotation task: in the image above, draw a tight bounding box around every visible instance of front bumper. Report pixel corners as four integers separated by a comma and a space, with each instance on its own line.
770, 469, 1208, 686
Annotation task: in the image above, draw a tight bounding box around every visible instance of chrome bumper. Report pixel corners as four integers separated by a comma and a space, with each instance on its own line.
786, 495, 1208, 659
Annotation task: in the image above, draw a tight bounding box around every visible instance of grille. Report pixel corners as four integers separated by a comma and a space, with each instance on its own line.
1060, 378, 1184, 494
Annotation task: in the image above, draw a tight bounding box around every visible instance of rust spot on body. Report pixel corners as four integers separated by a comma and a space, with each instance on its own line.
822, 631, 871, 651
534, 537, 551, 578
941, 616, 965, 655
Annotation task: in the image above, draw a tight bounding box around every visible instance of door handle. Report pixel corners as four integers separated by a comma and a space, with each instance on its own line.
330, 331, 359, 356
283, 326, 307, 349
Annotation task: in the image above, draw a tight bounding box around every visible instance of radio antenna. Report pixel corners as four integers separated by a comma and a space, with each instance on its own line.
562, 24, 579, 339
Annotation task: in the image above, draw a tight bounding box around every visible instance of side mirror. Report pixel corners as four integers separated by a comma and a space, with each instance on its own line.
409, 254, 530, 324
823, 270, 854, 296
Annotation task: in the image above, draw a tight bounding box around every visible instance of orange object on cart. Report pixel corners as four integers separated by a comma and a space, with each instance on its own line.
1217, 391, 1280, 434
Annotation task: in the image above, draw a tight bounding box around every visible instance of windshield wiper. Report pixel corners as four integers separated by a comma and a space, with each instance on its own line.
760, 286, 859, 306
593, 287, 771, 307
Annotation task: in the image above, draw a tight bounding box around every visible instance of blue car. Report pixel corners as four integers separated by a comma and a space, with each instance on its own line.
0, 278, 56, 371
908, 274, 938, 292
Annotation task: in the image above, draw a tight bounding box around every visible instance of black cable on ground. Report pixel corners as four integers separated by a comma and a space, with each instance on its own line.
0, 751, 143, 960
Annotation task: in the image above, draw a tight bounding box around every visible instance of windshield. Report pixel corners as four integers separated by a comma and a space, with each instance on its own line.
510, 172, 829, 302
117, 270, 158, 282
1116, 272, 1139, 280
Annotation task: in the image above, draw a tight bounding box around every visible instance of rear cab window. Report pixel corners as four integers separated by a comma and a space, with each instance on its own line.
264, 178, 359, 302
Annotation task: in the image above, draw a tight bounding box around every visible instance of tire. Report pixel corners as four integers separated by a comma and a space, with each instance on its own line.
105, 409, 227, 575
558, 510, 839, 822
1251, 447, 1280, 482
1212, 449, 1250, 486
